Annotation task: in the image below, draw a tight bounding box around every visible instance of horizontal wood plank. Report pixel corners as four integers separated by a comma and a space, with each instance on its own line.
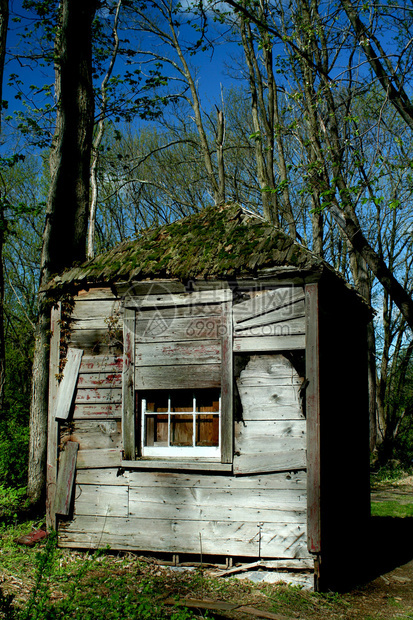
75, 469, 307, 490
77, 372, 122, 389
135, 316, 223, 343
73, 403, 122, 419
59, 516, 309, 558
76, 449, 121, 469
71, 299, 122, 321
233, 451, 306, 475
74, 484, 128, 517
80, 356, 123, 373
76, 288, 118, 301
135, 364, 221, 389
233, 335, 305, 352
125, 290, 231, 309
75, 388, 122, 404
136, 340, 221, 366
62, 420, 122, 451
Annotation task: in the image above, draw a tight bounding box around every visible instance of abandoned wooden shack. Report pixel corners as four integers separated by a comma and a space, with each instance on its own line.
46, 204, 371, 590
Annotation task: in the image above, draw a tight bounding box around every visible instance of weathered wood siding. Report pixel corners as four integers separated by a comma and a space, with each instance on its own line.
60, 469, 310, 559
56, 284, 310, 564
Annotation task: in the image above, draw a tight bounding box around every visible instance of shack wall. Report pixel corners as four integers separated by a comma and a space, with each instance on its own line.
54, 284, 311, 566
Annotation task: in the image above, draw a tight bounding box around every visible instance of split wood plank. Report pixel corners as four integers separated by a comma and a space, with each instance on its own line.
233, 335, 305, 352
124, 289, 231, 309
135, 340, 221, 366
135, 364, 221, 390
213, 558, 314, 576
59, 516, 309, 558
54, 441, 79, 516
234, 301, 305, 332
234, 317, 305, 338
121, 459, 233, 472
76, 469, 307, 489
46, 303, 61, 531
55, 348, 83, 420
233, 288, 304, 324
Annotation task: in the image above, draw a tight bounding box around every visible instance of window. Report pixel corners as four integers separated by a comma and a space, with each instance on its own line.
139, 389, 221, 458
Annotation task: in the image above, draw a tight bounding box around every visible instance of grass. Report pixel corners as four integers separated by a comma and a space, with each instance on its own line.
371, 501, 413, 518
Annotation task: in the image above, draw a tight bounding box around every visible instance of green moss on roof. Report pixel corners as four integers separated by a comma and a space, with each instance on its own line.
50, 204, 328, 289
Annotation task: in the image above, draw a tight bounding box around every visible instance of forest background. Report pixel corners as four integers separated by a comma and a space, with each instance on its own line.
0, 0, 413, 511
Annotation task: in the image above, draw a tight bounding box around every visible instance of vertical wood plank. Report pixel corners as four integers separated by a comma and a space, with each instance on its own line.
122, 308, 136, 460
305, 283, 321, 553
54, 348, 83, 420
221, 301, 233, 464
46, 303, 61, 531
54, 441, 79, 515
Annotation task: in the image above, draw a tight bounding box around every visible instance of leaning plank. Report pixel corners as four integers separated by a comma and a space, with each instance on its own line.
76, 448, 121, 469
135, 364, 221, 390
124, 290, 231, 309
59, 516, 308, 558
54, 441, 79, 516
233, 335, 305, 352
55, 348, 83, 420
233, 451, 306, 475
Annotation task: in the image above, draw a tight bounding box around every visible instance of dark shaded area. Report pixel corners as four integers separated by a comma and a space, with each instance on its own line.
322, 516, 413, 592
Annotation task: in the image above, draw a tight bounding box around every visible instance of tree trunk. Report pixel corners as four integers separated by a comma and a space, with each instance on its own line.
0, 0, 8, 413
27, 0, 97, 506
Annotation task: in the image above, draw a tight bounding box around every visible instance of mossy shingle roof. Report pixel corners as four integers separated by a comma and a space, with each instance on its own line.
48, 204, 333, 289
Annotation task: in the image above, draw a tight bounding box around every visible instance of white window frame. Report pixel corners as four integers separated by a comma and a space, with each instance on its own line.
141, 391, 221, 458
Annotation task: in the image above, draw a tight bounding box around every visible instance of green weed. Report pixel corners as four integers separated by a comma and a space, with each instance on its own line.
371, 501, 413, 517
